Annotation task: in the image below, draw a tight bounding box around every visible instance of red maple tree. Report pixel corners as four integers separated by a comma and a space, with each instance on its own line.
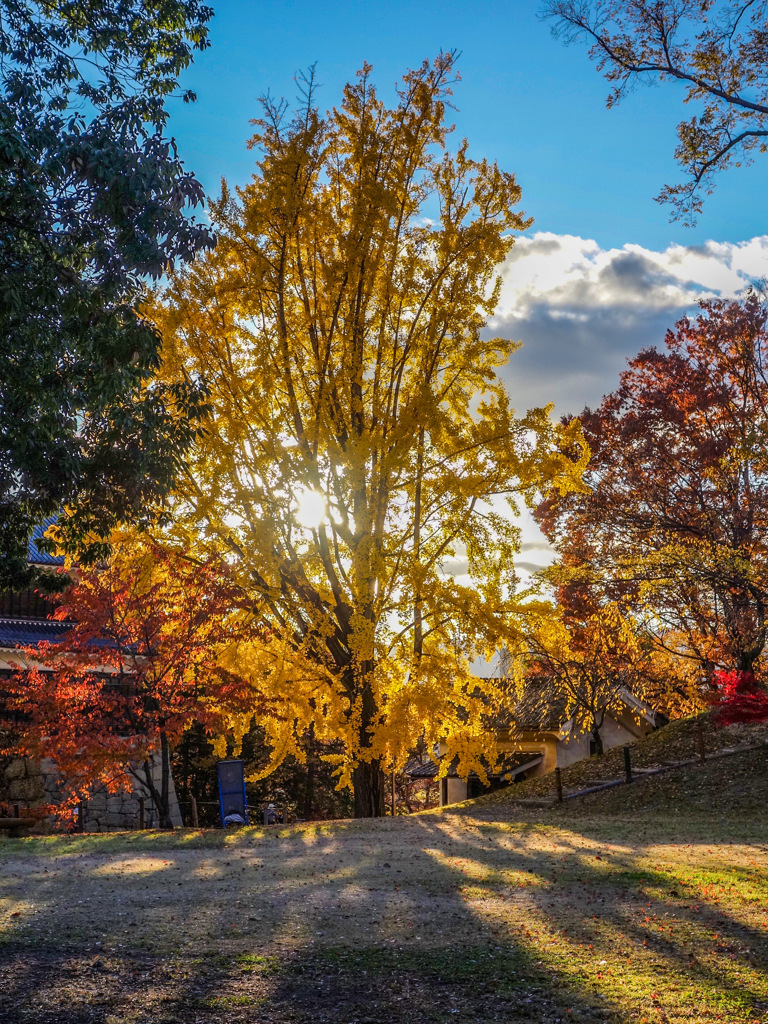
537, 296, 768, 690
710, 670, 768, 727
3, 536, 263, 828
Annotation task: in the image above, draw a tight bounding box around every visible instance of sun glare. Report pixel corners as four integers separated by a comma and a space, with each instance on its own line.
295, 488, 326, 530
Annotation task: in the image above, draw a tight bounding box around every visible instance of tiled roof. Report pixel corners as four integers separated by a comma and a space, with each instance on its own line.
403, 756, 440, 779
491, 677, 661, 733
404, 751, 544, 781
481, 678, 570, 733
0, 618, 73, 649
28, 517, 65, 567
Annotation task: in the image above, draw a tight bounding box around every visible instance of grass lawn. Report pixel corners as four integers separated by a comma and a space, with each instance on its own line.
1, 784, 767, 1023
474, 714, 768, 808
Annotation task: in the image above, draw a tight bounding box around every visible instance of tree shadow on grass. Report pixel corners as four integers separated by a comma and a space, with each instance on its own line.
407, 814, 768, 1023
0, 818, 615, 1024
0, 813, 766, 1022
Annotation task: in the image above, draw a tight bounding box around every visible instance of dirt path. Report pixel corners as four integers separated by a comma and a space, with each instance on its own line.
1, 813, 766, 1023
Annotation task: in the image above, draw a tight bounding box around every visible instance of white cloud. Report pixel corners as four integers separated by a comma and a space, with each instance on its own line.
483, 232, 768, 569
490, 232, 768, 415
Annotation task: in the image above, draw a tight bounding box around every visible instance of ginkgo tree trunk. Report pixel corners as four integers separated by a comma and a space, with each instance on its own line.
156, 53, 587, 817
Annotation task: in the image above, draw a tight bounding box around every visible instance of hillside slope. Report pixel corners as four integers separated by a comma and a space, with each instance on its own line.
469, 712, 768, 812
572, 744, 767, 814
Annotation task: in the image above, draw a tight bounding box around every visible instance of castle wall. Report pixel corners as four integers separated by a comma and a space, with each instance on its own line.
1, 755, 182, 831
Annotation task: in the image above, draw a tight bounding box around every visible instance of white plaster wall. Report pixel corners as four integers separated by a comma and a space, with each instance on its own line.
556, 732, 591, 768
599, 717, 638, 753
445, 778, 468, 805
615, 708, 655, 740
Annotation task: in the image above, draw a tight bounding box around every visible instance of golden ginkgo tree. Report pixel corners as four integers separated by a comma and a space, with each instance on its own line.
517, 590, 653, 757
154, 53, 587, 816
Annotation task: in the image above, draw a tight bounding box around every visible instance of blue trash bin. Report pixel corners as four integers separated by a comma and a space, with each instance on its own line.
217, 759, 249, 826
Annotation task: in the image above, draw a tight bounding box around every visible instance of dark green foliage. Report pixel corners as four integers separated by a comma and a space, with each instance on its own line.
0, 1, 215, 587
240, 724, 354, 822
172, 723, 220, 827
172, 723, 354, 825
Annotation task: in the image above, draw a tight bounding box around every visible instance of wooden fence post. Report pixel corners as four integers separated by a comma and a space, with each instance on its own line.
190, 794, 199, 828
696, 723, 706, 764
555, 767, 563, 803
391, 772, 396, 816
77, 802, 85, 833
623, 745, 632, 784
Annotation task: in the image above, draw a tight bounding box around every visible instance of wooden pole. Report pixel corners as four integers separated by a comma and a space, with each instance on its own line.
77, 802, 85, 832
555, 767, 563, 803
623, 745, 632, 784
696, 723, 706, 764
391, 771, 396, 816
304, 723, 315, 821
138, 797, 145, 830
190, 794, 199, 828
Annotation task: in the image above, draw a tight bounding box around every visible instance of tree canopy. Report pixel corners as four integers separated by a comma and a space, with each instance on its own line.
517, 587, 652, 755
154, 54, 588, 816
4, 534, 260, 828
0, 0, 214, 588
542, 0, 768, 223
537, 296, 768, 678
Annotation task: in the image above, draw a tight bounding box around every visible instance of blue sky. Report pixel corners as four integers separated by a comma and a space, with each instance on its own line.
169, 0, 766, 252
167, 0, 768, 423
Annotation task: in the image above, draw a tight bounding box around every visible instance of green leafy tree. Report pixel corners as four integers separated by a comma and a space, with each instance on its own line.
543, 0, 768, 223
0, 0, 214, 587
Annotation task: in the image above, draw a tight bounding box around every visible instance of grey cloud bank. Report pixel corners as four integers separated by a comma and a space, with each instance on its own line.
491, 232, 768, 416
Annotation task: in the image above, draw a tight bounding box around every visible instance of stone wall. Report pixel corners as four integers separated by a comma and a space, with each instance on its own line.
1, 756, 45, 806
1, 755, 183, 831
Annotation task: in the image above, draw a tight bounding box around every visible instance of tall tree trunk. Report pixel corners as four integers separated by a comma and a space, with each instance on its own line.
590, 722, 604, 757
139, 733, 175, 830
352, 758, 386, 817
738, 650, 755, 672
413, 427, 425, 660
350, 668, 386, 817
303, 723, 315, 821
727, 591, 764, 672
159, 731, 173, 829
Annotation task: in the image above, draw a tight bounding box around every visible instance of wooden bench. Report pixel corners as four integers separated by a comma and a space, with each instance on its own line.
0, 817, 35, 838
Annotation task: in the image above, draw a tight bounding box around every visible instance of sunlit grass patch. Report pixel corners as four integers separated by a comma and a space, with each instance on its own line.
197, 993, 261, 1008
235, 952, 280, 973
1, 812, 767, 1022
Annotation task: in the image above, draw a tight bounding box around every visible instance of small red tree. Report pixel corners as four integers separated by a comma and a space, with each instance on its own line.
4, 534, 261, 828
710, 670, 768, 727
